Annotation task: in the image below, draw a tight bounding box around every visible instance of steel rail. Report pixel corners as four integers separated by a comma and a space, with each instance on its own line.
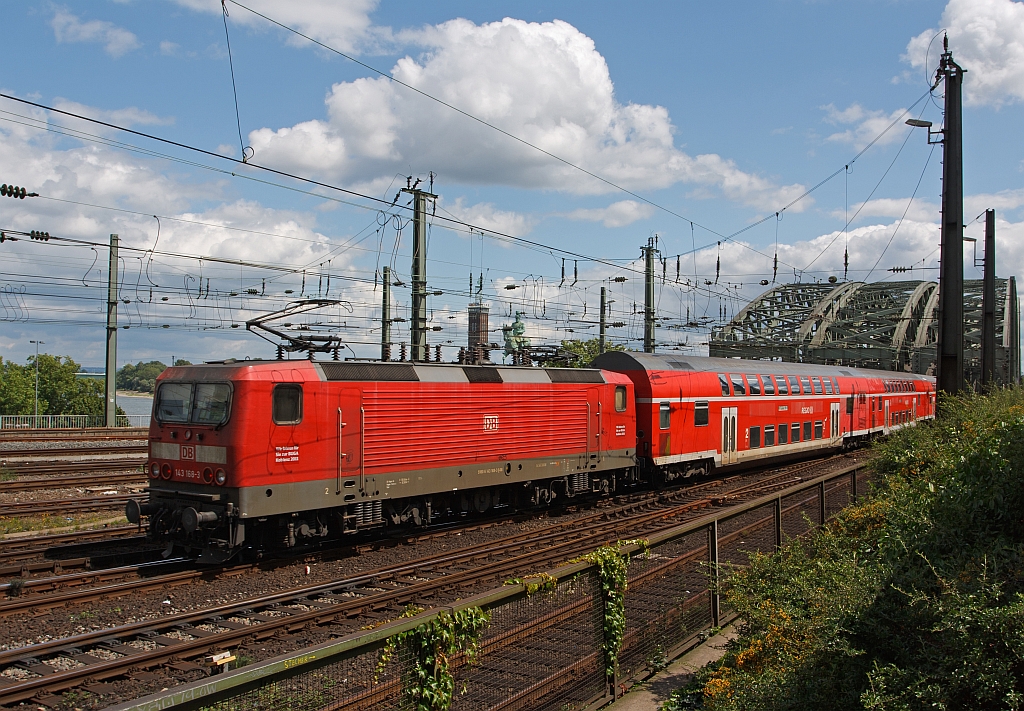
0, 428, 149, 442
0, 471, 147, 492
0, 494, 134, 517
0, 457, 864, 706
108, 462, 866, 711
0, 444, 147, 458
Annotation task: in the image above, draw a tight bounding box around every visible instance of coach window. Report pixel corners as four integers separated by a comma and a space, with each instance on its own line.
719, 374, 730, 396
778, 423, 788, 444
814, 421, 823, 439
694, 401, 710, 426
614, 386, 627, 412
730, 375, 746, 395
823, 377, 833, 395
660, 403, 671, 429
775, 376, 789, 395
798, 376, 811, 394
803, 421, 813, 441
762, 376, 776, 395
749, 426, 761, 448
791, 423, 801, 442
746, 374, 761, 395
764, 425, 775, 446
812, 377, 824, 395
272, 384, 303, 425
833, 377, 841, 394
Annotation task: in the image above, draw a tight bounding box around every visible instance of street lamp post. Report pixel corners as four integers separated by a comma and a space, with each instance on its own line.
29, 340, 44, 424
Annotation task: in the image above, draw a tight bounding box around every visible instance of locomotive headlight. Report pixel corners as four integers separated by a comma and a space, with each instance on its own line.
202, 467, 214, 484
160, 463, 173, 479
215, 468, 227, 485
149, 462, 160, 478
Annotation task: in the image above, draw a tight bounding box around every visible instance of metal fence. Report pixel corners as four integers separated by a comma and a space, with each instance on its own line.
111, 463, 870, 711
0, 414, 149, 429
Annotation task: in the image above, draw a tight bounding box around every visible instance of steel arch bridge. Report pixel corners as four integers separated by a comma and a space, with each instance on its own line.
710, 278, 1020, 386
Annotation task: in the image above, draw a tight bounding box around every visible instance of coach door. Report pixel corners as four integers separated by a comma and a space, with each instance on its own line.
338, 389, 363, 495
830, 401, 841, 443
721, 407, 738, 465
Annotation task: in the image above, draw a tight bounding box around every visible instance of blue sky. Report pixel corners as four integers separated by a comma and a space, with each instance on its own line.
1, 0, 1023, 368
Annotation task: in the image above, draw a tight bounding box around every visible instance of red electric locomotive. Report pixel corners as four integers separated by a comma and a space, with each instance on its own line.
592, 352, 935, 482
127, 360, 638, 561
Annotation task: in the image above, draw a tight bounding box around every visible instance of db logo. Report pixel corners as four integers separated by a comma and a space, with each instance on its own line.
483, 415, 499, 432
181, 445, 196, 460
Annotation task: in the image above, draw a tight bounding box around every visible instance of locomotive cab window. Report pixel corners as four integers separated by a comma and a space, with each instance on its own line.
694, 401, 709, 426
659, 403, 671, 429
155, 382, 192, 423
614, 386, 627, 412
273, 384, 303, 425
191, 383, 231, 426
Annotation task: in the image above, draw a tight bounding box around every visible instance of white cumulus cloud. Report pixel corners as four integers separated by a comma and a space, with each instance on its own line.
566, 200, 655, 228
905, 0, 1024, 106
439, 197, 536, 237
51, 8, 141, 57
822, 103, 911, 149
247, 17, 808, 211
170, 0, 383, 54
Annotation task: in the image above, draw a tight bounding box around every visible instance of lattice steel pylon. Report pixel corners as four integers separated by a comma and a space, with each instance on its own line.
710, 279, 1020, 387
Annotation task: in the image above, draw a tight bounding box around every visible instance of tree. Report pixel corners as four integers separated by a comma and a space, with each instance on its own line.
0, 358, 36, 415
117, 359, 192, 393
561, 340, 622, 370
0, 354, 107, 418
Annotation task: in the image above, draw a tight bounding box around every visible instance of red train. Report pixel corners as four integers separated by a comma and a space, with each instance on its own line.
126, 354, 934, 561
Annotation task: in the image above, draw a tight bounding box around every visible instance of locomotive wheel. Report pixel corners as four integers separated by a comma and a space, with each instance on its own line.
473, 489, 492, 513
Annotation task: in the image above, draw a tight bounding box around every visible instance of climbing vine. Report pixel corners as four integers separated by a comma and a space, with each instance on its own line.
504, 571, 558, 595
376, 606, 491, 711
574, 539, 649, 680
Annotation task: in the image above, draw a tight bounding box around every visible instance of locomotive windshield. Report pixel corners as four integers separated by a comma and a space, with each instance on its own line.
155, 382, 231, 425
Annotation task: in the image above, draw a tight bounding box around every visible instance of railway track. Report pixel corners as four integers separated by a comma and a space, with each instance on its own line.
0, 526, 145, 567
0, 428, 148, 443
0, 444, 147, 458
0, 471, 147, 493
0, 494, 135, 518
0, 454, 866, 707
0, 458, 146, 477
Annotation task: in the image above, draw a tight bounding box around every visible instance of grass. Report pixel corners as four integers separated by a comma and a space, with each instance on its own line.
0, 512, 129, 536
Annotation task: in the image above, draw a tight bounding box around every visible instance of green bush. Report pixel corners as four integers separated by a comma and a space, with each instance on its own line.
665, 388, 1024, 711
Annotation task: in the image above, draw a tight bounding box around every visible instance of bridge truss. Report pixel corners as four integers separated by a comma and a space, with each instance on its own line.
710, 278, 1020, 387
